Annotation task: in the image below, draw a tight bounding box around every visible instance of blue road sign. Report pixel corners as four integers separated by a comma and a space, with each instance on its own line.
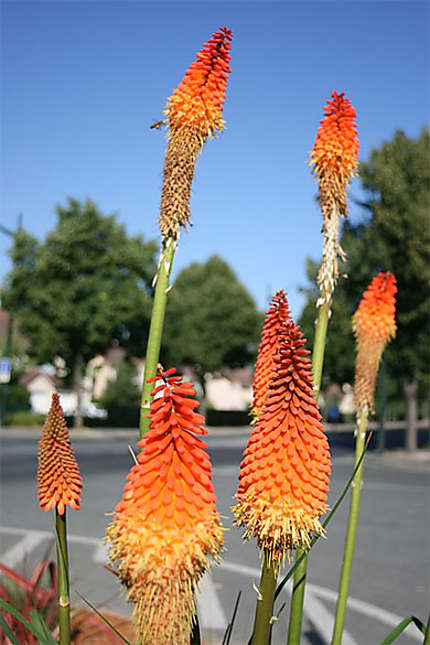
0, 358, 11, 384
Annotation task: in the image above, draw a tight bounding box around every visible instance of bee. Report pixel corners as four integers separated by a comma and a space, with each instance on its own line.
150, 120, 164, 130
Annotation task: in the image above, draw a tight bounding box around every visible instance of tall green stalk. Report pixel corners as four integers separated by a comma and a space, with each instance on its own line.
286, 298, 330, 645
139, 236, 176, 439
250, 552, 278, 645
331, 407, 368, 645
55, 510, 70, 645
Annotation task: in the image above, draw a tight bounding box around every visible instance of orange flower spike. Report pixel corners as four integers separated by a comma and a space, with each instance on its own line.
107, 368, 223, 645
37, 393, 82, 516
234, 303, 331, 563
166, 27, 232, 140
310, 91, 359, 306
353, 272, 397, 412
310, 91, 359, 218
159, 28, 232, 239
252, 289, 290, 422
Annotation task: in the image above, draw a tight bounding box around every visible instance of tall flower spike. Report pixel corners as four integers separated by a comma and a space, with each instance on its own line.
159, 27, 232, 239
252, 289, 290, 422
107, 368, 223, 645
353, 272, 397, 412
310, 91, 359, 306
37, 393, 82, 516
233, 298, 331, 563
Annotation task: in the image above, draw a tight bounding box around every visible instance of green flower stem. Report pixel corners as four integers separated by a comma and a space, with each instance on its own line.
286, 549, 307, 645
286, 298, 330, 644
139, 236, 176, 440
55, 510, 70, 645
311, 299, 330, 399
331, 407, 368, 645
250, 551, 278, 645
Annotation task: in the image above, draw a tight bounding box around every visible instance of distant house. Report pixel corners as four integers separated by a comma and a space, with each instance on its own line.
205, 367, 253, 411
20, 369, 63, 415
20, 368, 92, 416
87, 347, 137, 400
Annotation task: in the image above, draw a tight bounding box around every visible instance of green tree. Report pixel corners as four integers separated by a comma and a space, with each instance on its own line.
162, 255, 263, 378
102, 359, 140, 408
300, 128, 430, 449
2, 198, 157, 426
299, 258, 355, 390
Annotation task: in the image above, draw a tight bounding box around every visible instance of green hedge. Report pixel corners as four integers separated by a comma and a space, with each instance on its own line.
205, 409, 251, 427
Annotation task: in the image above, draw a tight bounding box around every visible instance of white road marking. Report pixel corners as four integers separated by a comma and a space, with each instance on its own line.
220, 562, 358, 645
221, 561, 422, 642
93, 541, 109, 563
0, 530, 47, 570
304, 589, 358, 645
197, 573, 227, 631
310, 583, 422, 642
0, 526, 422, 642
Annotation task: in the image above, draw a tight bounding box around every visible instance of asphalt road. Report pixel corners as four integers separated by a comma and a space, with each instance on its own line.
1, 428, 429, 645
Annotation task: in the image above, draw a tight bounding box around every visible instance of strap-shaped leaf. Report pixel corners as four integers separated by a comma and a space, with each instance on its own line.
190, 613, 201, 645
0, 598, 52, 644
0, 610, 21, 645
76, 592, 132, 644
29, 609, 58, 645
222, 590, 242, 645
380, 616, 425, 645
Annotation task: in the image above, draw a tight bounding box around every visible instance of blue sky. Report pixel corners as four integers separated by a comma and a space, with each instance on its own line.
1, 0, 429, 319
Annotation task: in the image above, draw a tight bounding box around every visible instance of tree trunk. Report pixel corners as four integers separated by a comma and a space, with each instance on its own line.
404, 378, 418, 452
73, 354, 84, 429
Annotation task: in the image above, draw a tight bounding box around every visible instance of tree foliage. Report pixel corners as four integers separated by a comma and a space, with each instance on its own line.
162, 255, 263, 374
2, 197, 157, 383
299, 128, 430, 415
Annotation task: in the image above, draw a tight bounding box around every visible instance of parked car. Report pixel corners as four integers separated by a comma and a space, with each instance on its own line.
82, 403, 108, 419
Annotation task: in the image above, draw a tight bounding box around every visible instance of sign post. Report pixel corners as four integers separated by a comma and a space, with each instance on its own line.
0, 357, 12, 427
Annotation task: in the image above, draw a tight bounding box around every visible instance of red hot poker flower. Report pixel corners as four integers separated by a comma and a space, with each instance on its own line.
309, 91, 359, 306
353, 272, 397, 412
234, 301, 331, 563
37, 393, 82, 515
159, 28, 232, 239
252, 290, 290, 422
107, 368, 222, 645
310, 91, 359, 219
166, 27, 232, 141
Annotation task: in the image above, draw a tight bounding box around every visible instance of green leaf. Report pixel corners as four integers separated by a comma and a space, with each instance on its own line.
0, 597, 51, 643
0, 610, 21, 645
76, 592, 132, 644
379, 616, 425, 645
29, 609, 58, 644
222, 590, 242, 645
424, 614, 430, 645
190, 613, 201, 645
274, 432, 372, 601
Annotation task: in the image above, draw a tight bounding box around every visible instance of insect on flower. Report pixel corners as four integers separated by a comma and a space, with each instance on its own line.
150, 119, 164, 130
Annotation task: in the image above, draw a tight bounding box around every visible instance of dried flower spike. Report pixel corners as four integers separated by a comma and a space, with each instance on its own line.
37, 393, 82, 515
252, 289, 290, 422
310, 91, 359, 306
234, 299, 331, 563
107, 368, 223, 645
159, 27, 232, 239
353, 272, 397, 412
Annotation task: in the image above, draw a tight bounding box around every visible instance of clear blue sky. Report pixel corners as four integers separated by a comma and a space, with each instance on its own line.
1, 0, 429, 319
